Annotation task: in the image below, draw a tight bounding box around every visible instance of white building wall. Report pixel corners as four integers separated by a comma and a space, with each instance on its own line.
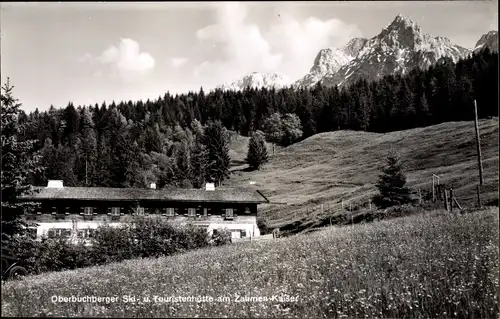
36, 221, 123, 238
34, 218, 261, 239
206, 222, 261, 239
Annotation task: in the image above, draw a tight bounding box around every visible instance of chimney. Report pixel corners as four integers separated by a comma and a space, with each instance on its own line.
47, 180, 64, 188
205, 183, 215, 191
150, 183, 156, 189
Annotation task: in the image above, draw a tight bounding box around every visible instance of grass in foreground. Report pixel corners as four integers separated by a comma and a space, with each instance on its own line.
1, 208, 498, 318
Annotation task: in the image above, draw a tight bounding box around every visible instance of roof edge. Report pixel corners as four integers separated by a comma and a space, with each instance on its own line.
256, 190, 271, 204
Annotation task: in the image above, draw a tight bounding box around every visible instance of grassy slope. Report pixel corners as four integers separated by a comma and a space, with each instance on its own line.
2, 208, 498, 318
226, 119, 499, 227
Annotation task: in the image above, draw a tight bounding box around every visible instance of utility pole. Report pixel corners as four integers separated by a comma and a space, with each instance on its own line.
474, 100, 484, 186
85, 158, 88, 186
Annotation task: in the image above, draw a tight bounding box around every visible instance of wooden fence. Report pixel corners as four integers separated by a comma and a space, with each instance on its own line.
266, 181, 476, 226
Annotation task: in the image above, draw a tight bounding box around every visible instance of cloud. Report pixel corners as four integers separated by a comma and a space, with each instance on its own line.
90, 38, 155, 82
170, 57, 188, 68
265, 12, 362, 80
193, 3, 361, 86
193, 2, 283, 85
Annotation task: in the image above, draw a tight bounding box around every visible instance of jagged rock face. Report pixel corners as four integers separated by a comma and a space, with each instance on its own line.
297, 14, 471, 88
292, 38, 369, 88
216, 72, 291, 91
292, 48, 354, 88
343, 38, 369, 57
474, 31, 498, 53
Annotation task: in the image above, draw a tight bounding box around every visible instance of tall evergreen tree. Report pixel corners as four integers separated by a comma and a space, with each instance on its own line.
190, 134, 208, 188
1, 78, 43, 241
80, 108, 97, 186
203, 120, 230, 186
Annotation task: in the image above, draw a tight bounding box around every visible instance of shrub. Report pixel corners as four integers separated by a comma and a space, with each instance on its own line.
210, 228, 232, 246
373, 149, 412, 208
3, 217, 215, 276
246, 130, 268, 170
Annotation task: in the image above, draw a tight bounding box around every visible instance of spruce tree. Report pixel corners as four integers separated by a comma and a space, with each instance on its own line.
246, 130, 268, 170
190, 134, 208, 188
372, 149, 412, 209
1, 78, 43, 241
203, 120, 230, 186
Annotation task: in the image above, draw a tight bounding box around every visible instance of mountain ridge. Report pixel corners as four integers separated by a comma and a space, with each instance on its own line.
297, 14, 471, 88
215, 72, 291, 91
214, 15, 495, 92
474, 30, 499, 53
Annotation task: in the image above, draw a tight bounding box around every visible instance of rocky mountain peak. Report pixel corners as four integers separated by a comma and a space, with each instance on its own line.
474, 30, 498, 52
295, 14, 471, 89
216, 72, 291, 91
377, 14, 427, 50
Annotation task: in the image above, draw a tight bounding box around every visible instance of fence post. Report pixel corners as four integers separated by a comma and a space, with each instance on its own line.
418, 188, 422, 205
477, 184, 481, 208
444, 189, 449, 212
369, 199, 372, 210
349, 202, 352, 212
432, 176, 436, 202
341, 199, 344, 210
450, 188, 454, 213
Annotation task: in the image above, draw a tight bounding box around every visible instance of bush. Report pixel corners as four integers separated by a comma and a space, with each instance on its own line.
3, 217, 217, 276
210, 228, 232, 246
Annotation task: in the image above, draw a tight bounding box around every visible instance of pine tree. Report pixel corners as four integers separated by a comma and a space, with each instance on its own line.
190, 134, 208, 188
80, 108, 97, 186
174, 139, 192, 187
246, 130, 269, 170
94, 134, 113, 187
1, 78, 43, 241
203, 120, 230, 186
372, 149, 412, 209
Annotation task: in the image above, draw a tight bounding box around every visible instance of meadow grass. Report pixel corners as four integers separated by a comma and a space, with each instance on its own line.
226, 119, 499, 228
2, 207, 498, 318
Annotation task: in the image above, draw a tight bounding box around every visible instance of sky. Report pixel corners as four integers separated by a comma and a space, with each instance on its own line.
1, 1, 498, 112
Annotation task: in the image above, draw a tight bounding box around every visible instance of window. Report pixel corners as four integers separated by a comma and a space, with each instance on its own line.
77, 228, 96, 239
165, 208, 175, 217
110, 207, 121, 220
225, 208, 234, 219
84, 207, 93, 215
203, 208, 208, 217
27, 228, 37, 239
136, 207, 145, 215
48, 228, 71, 239
188, 208, 196, 217
241, 230, 247, 237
